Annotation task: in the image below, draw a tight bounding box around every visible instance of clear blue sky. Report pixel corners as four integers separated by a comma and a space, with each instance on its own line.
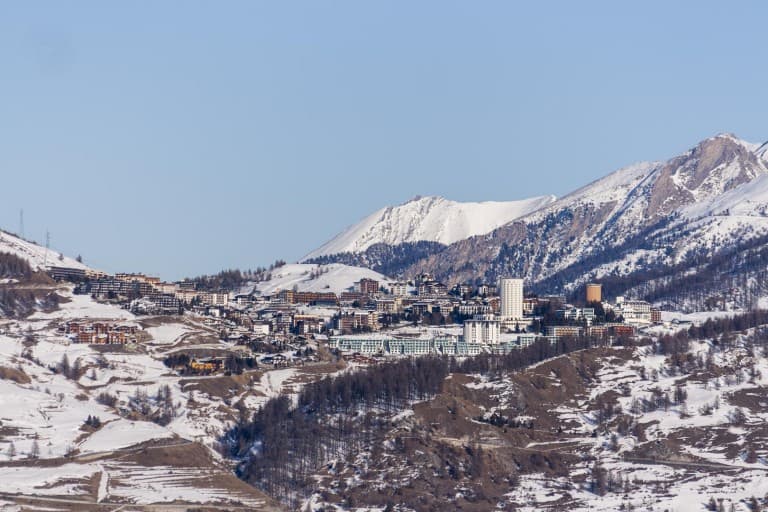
1, 1, 766, 280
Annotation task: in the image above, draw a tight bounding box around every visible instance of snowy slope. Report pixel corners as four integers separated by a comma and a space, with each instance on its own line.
0, 290, 281, 508
553, 161, 660, 208
528, 134, 768, 231
0, 229, 91, 271
303, 195, 556, 260
401, 133, 768, 290
254, 263, 392, 295
755, 140, 768, 163
543, 133, 768, 273
684, 172, 768, 218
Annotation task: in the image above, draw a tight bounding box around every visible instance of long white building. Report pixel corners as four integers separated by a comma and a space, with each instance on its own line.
615, 297, 652, 325
499, 277, 524, 320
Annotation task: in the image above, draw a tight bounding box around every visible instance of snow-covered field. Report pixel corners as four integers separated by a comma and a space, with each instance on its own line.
145, 322, 190, 345
508, 463, 768, 512
78, 420, 175, 453
31, 292, 136, 321
253, 262, 393, 294
0, 462, 272, 507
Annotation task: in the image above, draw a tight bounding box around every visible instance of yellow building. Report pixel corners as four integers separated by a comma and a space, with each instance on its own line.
190, 358, 222, 373
586, 283, 602, 303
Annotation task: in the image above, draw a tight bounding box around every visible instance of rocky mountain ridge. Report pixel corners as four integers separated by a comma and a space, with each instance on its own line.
405, 134, 768, 286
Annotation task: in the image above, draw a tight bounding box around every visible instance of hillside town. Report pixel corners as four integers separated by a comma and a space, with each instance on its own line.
4, 3, 768, 509
48, 263, 663, 365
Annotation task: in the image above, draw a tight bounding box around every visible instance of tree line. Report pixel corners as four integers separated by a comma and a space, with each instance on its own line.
686, 309, 768, 340
304, 241, 447, 278
563, 231, 768, 313
183, 260, 287, 292
224, 333, 611, 507
0, 252, 33, 279
0, 288, 60, 318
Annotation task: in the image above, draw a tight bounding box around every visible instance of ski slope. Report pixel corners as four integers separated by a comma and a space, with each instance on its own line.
254, 263, 392, 295
0, 229, 91, 271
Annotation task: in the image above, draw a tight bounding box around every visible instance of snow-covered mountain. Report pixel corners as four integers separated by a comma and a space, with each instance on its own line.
398, 133, 768, 305
303, 194, 556, 260
0, 229, 91, 272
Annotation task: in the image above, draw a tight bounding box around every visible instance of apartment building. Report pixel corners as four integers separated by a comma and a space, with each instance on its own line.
356, 278, 380, 295
390, 282, 409, 296
500, 278, 524, 321
463, 314, 501, 345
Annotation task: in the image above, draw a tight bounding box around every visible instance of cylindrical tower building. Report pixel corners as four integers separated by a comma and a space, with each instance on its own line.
586, 283, 602, 303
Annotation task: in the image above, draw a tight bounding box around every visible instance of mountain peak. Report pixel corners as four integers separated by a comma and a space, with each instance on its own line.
400, 195, 443, 207
699, 132, 765, 154
697, 132, 755, 152
405, 194, 426, 203
302, 194, 557, 260
398, 131, 768, 288
642, 133, 767, 220
711, 132, 741, 142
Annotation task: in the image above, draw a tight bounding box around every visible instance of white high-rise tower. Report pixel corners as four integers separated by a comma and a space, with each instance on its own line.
499, 278, 523, 320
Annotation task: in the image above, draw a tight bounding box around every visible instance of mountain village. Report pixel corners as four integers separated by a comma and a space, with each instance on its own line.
4, 134, 768, 510
41, 256, 663, 370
